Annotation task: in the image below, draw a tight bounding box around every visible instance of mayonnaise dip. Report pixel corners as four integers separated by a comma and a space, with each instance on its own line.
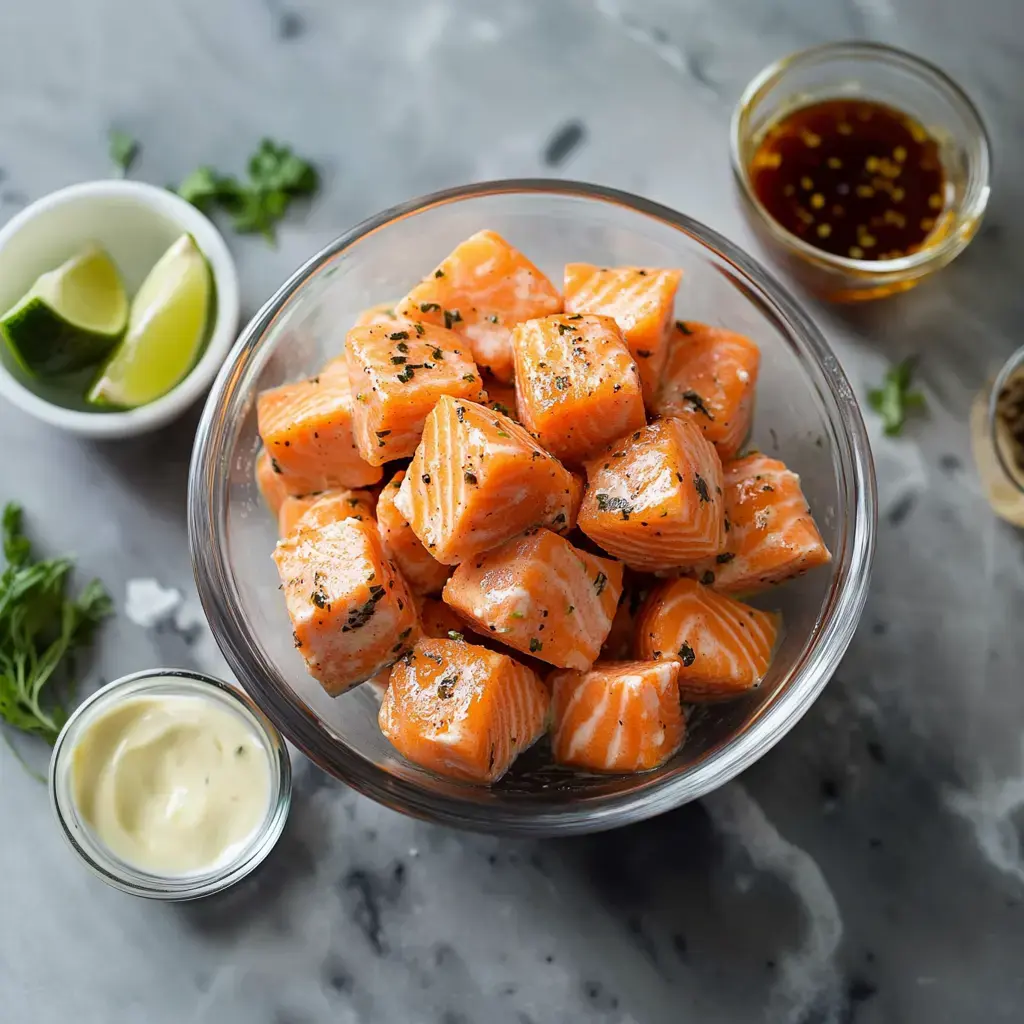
70, 693, 271, 875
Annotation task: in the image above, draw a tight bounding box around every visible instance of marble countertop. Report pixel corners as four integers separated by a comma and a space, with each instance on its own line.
2, 1, 1023, 1021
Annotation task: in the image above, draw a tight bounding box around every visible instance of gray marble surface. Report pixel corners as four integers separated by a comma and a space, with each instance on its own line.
2, 1, 1023, 1021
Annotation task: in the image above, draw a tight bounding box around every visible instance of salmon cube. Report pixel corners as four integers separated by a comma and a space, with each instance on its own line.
689, 454, 831, 593
257, 357, 383, 491
511, 314, 646, 465
255, 448, 292, 518
378, 637, 550, 784
395, 230, 562, 383
442, 528, 623, 670
273, 517, 418, 696
417, 596, 466, 639
377, 471, 452, 595
652, 322, 760, 459
345, 320, 486, 465
278, 488, 376, 537
394, 396, 578, 564
550, 660, 685, 772
578, 418, 725, 571
635, 578, 779, 700
600, 574, 652, 660
563, 264, 682, 400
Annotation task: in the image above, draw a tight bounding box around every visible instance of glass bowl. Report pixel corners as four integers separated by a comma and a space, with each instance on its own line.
731, 41, 991, 303
49, 669, 292, 899
188, 180, 876, 836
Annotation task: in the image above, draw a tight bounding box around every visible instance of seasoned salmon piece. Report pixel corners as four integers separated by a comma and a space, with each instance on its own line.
600, 574, 652, 660
377, 471, 452, 595
378, 637, 550, 784
577, 418, 725, 571
442, 528, 623, 670
394, 396, 578, 564
345, 320, 486, 465
511, 314, 646, 465
255, 448, 293, 518
688, 454, 831, 593
417, 596, 466, 639
563, 263, 682, 400
653, 321, 760, 459
278, 488, 376, 537
635, 578, 779, 700
257, 357, 383, 491
273, 517, 418, 696
395, 230, 562, 383
353, 302, 402, 328
550, 660, 684, 772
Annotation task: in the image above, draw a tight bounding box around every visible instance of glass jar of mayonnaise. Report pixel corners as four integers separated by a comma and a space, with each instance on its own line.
49, 669, 291, 900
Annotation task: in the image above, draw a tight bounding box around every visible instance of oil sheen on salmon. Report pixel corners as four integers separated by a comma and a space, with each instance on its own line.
70, 694, 271, 875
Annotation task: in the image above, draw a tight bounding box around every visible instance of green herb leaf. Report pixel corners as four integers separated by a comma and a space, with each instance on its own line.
0, 504, 111, 749
868, 356, 927, 437
108, 129, 139, 177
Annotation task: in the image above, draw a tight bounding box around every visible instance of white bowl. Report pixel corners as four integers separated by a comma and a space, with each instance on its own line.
0, 180, 239, 439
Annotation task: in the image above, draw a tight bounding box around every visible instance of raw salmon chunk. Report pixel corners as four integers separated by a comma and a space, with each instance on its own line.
377, 471, 451, 595
394, 396, 578, 564
511, 314, 646, 465
550, 660, 684, 772
442, 528, 623, 670
395, 230, 562, 383
378, 637, 550, 784
345, 320, 486, 465
257, 358, 383, 491
563, 263, 682, 400
578, 418, 725, 571
278, 489, 375, 537
255, 448, 292, 518
273, 517, 418, 696
689, 454, 831, 593
653, 321, 760, 459
635, 578, 779, 700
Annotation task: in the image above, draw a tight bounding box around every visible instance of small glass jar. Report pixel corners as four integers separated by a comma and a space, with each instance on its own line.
731, 41, 991, 302
972, 346, 1024, 527
49, 669, 292, 900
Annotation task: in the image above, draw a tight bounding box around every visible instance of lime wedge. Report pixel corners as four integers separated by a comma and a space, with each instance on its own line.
87, 234, 213, 409
0, 246, 128, 376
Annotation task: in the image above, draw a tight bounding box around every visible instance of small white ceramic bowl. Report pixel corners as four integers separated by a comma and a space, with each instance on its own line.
0, 180, 239, 439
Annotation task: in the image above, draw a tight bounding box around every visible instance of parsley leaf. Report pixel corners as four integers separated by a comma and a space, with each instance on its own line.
174, 138, 319, 244
108, 129, 139, 177
868, 356, 927, 437
0, 505, 111, 748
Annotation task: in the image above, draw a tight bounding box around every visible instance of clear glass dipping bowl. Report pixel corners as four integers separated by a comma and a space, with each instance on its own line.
50, 669, 292, 899
188, 180, 877, 836
731, 41, 991, 302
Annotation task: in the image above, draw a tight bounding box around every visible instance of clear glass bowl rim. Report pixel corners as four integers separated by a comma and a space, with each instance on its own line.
49, 668, 292, 899
188, 178, 877, 836
729, 39, 992, 276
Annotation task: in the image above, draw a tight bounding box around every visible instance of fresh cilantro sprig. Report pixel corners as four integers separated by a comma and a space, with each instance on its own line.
175, 139, 319, 243
109, 129, 140, 177
868, 356, 927, 437
0, 504, 111, 746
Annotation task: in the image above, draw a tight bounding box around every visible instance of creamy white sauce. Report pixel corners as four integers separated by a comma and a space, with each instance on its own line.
71, 694, 271, 876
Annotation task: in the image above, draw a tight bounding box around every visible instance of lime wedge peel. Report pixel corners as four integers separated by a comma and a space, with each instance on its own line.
88, 234, 213, 410
0, 246, 128, 376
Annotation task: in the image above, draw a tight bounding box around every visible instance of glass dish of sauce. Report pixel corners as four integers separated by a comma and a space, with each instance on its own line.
731, 42, 990, 302
50, 669, 291, 899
